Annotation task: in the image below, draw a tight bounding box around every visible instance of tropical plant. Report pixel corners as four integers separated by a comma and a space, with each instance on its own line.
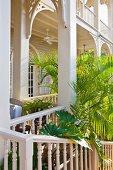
31, 51, 58, 93
40, 110, 89, 147
22, 99, 52, 115
71, 53, 113, 141
40, 53, 113, 162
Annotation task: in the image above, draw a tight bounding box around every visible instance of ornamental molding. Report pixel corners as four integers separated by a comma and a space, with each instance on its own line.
27, 0, 58, 38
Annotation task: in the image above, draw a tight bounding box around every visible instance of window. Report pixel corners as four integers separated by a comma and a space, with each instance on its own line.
28, 65, 34, 97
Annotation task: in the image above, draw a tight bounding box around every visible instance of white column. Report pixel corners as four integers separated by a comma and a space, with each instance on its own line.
94, 0, 100, 31
108, 0, 113, 42
96, 38, 101, 56
0, 0, 10, 161
13, 0, 29, 100
58, 0, 76, 110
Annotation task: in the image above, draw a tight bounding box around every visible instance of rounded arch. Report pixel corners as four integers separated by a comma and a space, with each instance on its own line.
29, 43, 38, 57
77, 26, 97, 56
29, 0, 58, 37
101, 43, 111, 56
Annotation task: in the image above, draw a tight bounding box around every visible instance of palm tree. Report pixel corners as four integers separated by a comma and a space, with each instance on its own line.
40, 52, 113, 161
71, 53, 113, 141
31, 51, 58, 93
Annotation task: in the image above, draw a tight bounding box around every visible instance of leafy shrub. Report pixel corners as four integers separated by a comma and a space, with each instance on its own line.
22, 99, 52, 115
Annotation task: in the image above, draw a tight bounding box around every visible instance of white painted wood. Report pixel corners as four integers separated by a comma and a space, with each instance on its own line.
22, 122, 26, 133
56, 143, 60, 170
4, 140, 9, 170
0, 0, 10, 161
13, 0, 29, 100
75, 144, 78, 170
94, 0, 100, 31
58, 0, 76, 110
85, 148, 87, 170
31, 119, 35, 134
10, 106, 65, 130
108, 0, 113, 41
70, 143, 73, 170
12, 141, 17, 170
88, 150, 92, 170
48, 143, 52, 170
39, 117, 42, 129
19, 139, 33, 170
80, 146, 83, 170
46, 115, 49, 123
10, 106, 65, 127
12, 125, 16, 131
38, 143, 42, 170
63, 143, 67, 170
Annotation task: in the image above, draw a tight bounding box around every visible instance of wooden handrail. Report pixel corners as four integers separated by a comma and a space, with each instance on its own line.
10, 106, 65, 126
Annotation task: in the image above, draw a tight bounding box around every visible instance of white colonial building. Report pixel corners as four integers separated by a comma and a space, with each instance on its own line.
0, 0, 113, 169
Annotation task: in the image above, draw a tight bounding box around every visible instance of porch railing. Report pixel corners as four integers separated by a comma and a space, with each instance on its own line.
100, 141, 113, 170
84, 5, 95, 27
29, 93, 58, 105
10, 106, 64, 133
76, 0, 96, 27
100, 20, 111, 40
0, 128, 33, 170
1, 107, 113, 170
0, 128, 92, 170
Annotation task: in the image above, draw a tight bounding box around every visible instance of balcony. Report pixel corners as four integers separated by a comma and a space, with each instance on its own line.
76, 0, 112, 41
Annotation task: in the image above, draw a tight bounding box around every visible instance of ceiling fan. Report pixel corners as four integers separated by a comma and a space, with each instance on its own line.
43, 29, 58, 45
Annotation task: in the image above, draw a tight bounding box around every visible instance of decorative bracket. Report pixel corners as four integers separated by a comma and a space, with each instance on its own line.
26, 0, 55, 38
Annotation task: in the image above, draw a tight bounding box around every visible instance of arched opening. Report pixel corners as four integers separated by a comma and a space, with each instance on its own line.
101, 43, 111, 56
77, 25, 97, 56
29, 1, 58, 97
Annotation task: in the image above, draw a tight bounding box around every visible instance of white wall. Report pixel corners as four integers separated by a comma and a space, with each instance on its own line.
0, 0, 10, 161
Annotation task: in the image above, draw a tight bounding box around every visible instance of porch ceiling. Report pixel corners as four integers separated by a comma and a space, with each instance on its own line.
11, 1, 96, 53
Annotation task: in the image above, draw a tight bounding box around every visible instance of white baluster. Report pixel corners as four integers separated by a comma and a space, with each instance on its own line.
31, 119, 35, 134
88, 150, 91, 170
85, 148, 87, 170
70, 143, 73, 170
80, 146, 83, 170
75, 144, 78, 170
112, 145, 113, 169
22, 122, 26, 133
4, 140, 9, 170
12, 141, 17, 170
56, 143, 60, 170
12, 125, 16, 131
63, 143, 67, 170
52, 114, 55, 124
39, 117, 42, 129
46, 115, 49, 124
48, 143, 52, 170
19, 139, 33, 170
38, 143, 42, 170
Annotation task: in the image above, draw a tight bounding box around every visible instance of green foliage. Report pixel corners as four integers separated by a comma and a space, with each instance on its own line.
40, 110, 89, 148
71, 53, 113, 141
40, 53, 113, 161
22, 99, 52, 115
31, 51, 58, 93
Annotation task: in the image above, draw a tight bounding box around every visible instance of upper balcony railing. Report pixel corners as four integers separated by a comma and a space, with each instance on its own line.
100, 20, 111, 40
76, 0, 112, 41
76, 0, 96, 27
